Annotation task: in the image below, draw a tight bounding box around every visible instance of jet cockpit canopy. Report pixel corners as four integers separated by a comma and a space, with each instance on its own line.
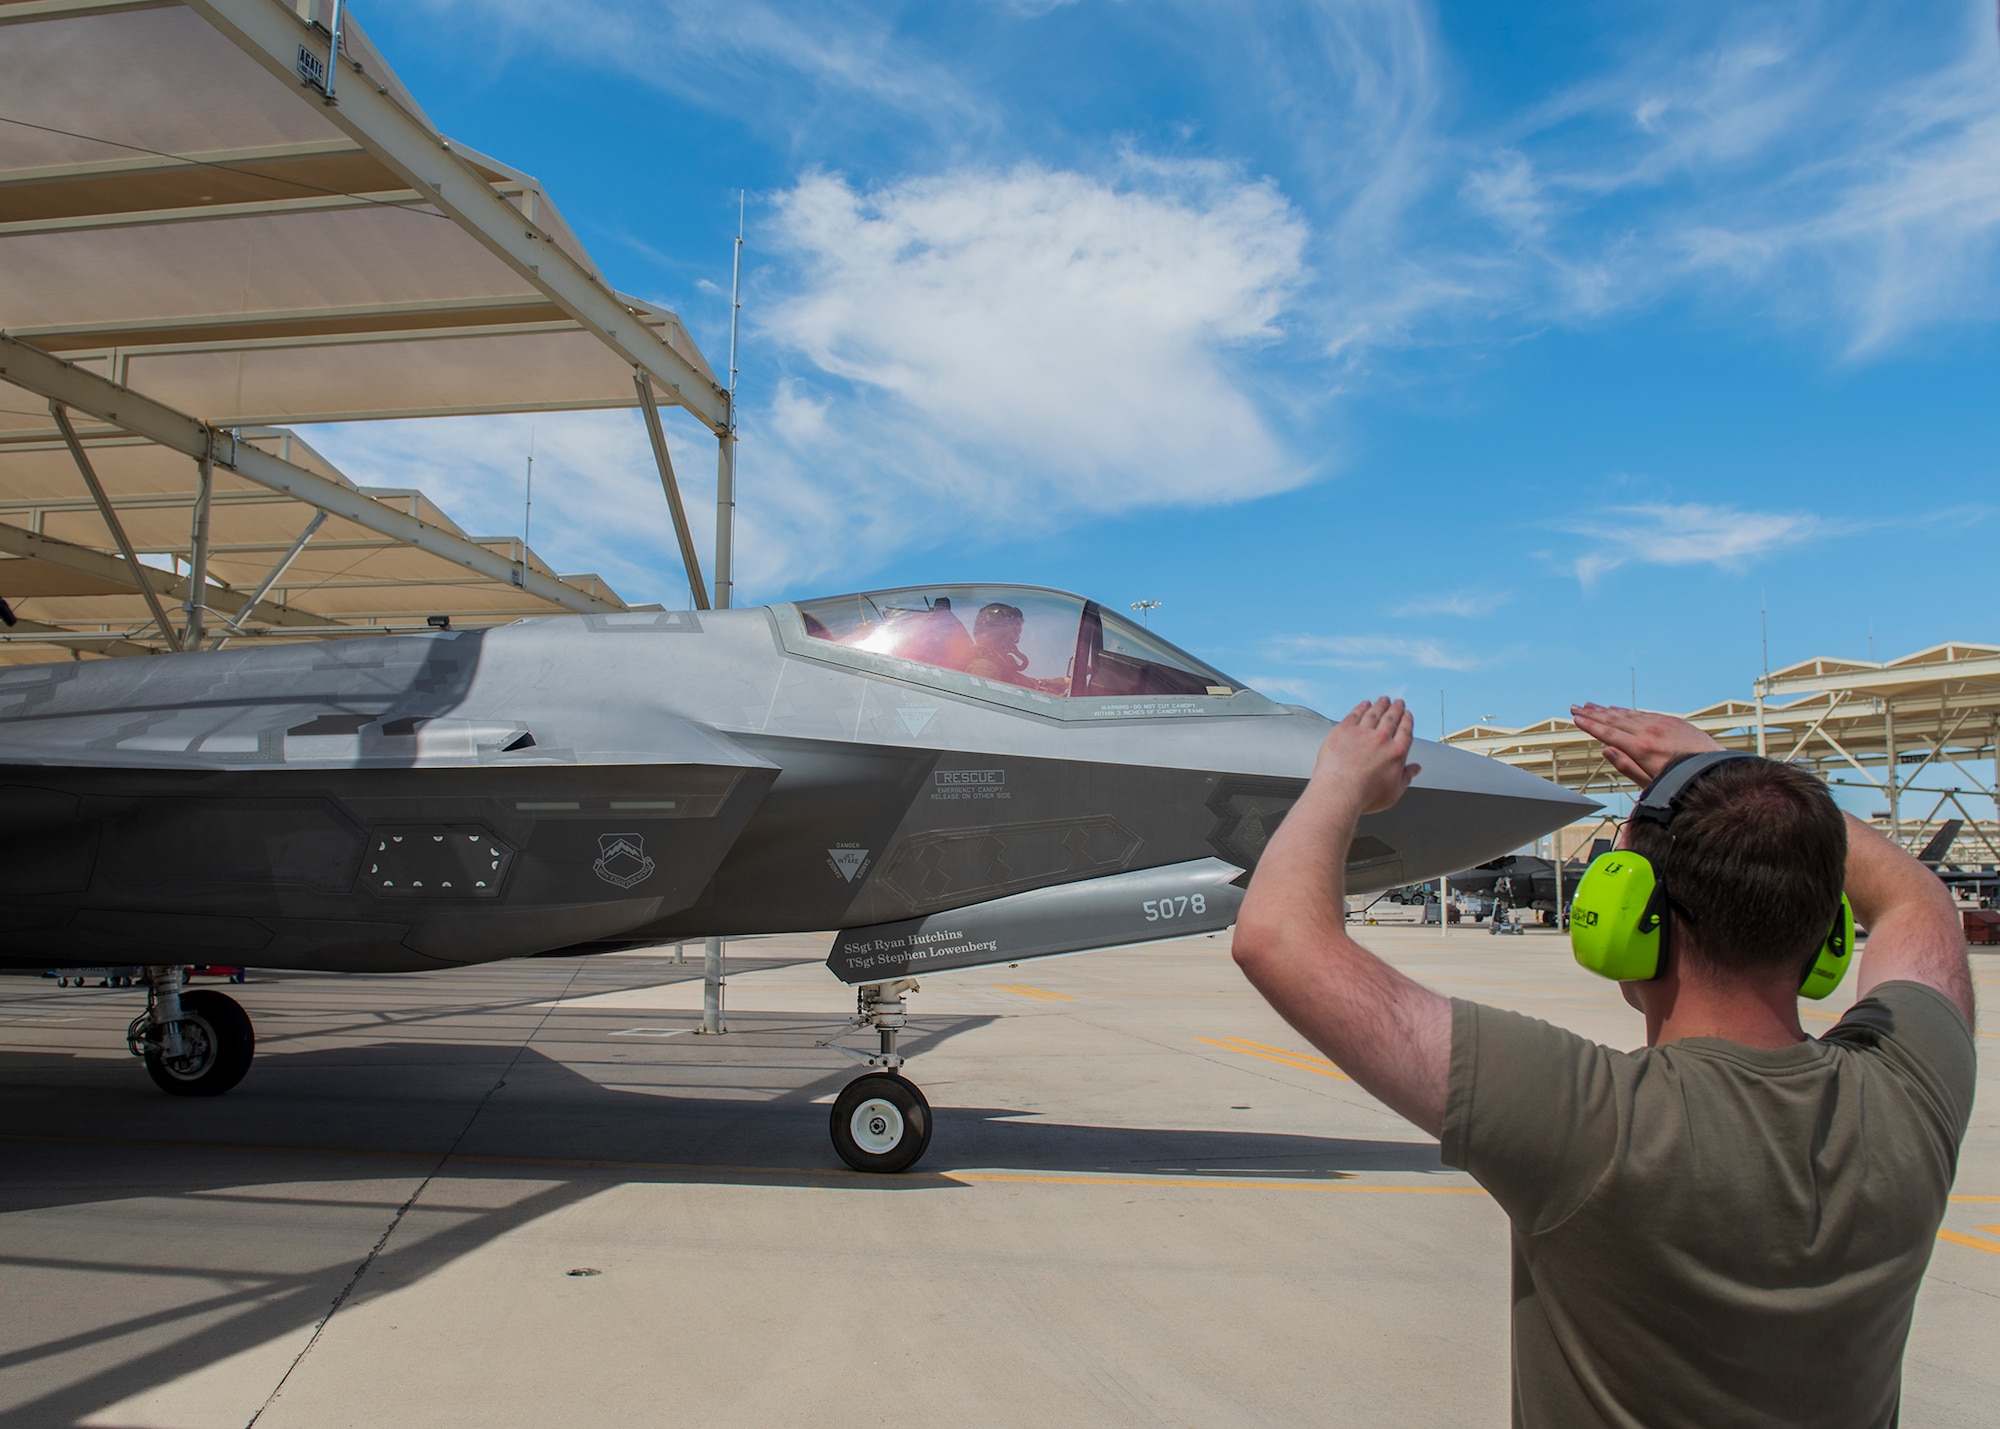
791, 585, 1243, 706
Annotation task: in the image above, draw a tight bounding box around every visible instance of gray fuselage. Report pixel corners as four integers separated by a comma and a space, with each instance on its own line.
0, 598, 1592, 975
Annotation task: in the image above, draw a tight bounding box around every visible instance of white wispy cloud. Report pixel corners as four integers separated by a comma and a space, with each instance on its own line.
1390, 590, 1512, 619
1472, 3, 2000, 351
1263, 633, 1479, 672
740, 160, 1312, 586
417, 0, 990, 140
367, 1, 2000, 599
1559, 502, 1833, 586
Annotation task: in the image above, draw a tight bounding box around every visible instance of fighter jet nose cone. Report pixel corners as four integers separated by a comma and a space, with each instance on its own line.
1336, 737, 1599, 892
1412, 736, 1599, 808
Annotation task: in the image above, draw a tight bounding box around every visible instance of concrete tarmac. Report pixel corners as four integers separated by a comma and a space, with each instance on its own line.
2, 928, 1995, 1427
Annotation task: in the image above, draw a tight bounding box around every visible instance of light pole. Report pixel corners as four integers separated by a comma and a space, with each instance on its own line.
1131, 599, 1162, 626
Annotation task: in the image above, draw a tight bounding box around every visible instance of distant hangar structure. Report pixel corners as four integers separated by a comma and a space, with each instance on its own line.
1448, 642, 2000, 867
0, 0, 737, 661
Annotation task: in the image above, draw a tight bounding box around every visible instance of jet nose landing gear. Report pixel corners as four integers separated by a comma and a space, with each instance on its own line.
829, 979, 933, 1173
128, 966, 255, 1096
831, 1073, 932, 1173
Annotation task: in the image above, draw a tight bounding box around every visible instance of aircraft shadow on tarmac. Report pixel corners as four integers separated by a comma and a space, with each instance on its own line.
0, 1017, 1446, 1424
1, 1010, 1447, 1198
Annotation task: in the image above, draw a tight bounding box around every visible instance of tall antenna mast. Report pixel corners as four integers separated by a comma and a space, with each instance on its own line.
522, 427, 535, 572
728, 191, 744, 422
711, 192, 744, 615
1760, 587, 1769, 680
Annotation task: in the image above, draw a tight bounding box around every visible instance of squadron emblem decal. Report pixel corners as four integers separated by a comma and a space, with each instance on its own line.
593, 833, 657, 889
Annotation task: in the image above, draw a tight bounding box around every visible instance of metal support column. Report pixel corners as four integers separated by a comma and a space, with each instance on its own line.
1548, 750, 1565, 926
1883, 699, 1900, 843
698, 935, 726, 1035
1439, 872, 1450, 936
718, 196, 742, 613
49, 402, 181, 652
633, 372, 710, 611
1754, 680, 1767, 758
715, 430, 735, 612
184, 443, 214, 647
320, 0, 346, 104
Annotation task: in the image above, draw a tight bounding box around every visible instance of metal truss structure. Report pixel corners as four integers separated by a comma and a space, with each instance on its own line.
0, 0, 737, 663
1447, 643, 2000, 863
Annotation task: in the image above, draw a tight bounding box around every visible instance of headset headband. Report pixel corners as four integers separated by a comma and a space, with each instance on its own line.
1632, 750, 1759, 827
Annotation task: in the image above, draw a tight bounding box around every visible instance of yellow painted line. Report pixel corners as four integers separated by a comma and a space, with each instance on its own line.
1951, 1195, 2000, 1202
954, 1172, 1482, 1194
1979, 1225, 2000, 1235
1938, 1229, 2000, 1257
992, 984, 1073, 1002
1199, 1036, 1352, 1081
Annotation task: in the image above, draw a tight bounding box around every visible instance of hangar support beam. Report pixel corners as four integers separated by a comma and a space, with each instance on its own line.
186, 0, 732, 438
634, 372, 709, 612
49, 402, 182, 650
0, 336, 622, 616
0, 1, 172, 25
0, 615, 157, 658
0, 514, 330, 632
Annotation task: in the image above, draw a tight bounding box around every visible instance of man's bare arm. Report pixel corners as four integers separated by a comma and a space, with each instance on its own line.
1231, 699, 1452, 1137
1570, 702, 1974, 1028
1842, 813, 1974, 1026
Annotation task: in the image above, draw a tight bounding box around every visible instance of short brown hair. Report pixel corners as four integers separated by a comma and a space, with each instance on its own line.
1625, 757, 1847, 980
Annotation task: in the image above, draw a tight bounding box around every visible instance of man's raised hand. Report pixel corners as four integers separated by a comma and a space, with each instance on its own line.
1570, 703, 1723, 786
1311, 697, 1422, 814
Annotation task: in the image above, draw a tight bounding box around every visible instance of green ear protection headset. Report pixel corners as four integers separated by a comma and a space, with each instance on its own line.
1568, 751, 1854, 999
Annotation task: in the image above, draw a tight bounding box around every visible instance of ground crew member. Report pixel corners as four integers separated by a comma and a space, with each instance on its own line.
1232, 697, 1975, 1427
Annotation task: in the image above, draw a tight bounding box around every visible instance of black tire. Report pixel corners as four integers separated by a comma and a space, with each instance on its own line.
830, 1073, 932, 1173
145, 990, 255, 1097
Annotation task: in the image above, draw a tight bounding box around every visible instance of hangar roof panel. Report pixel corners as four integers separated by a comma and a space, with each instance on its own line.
0, 1, 722, 429
0, 0, 728, 659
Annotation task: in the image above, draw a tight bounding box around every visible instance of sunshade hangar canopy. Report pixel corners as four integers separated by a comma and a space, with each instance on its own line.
1446, 642, 2000, 860
0, 0, 737, 664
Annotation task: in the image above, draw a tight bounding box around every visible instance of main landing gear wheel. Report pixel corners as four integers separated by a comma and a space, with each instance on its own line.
831, 1073, 932, 1174
141, 988, 255, 1097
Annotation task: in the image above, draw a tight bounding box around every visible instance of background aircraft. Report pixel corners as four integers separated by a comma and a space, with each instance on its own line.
1914, 819, 1999, 907
0, 582, 1591, 1169
1439, 845, 1609, 925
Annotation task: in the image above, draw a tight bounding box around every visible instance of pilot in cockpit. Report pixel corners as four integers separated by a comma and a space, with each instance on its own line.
967, 602, 1069, 694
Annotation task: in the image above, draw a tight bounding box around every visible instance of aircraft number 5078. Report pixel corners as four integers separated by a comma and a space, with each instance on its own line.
1142, 894, 1207, 921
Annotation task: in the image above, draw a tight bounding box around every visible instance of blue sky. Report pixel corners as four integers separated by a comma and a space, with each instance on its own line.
309, 0, 2000, 741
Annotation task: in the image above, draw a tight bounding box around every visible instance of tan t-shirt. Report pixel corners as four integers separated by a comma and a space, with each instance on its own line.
1440, 980, 1976, 1429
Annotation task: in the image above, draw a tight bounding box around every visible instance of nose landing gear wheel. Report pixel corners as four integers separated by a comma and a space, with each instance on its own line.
830, 1073, 932, 1173
143, 989, 255, 1097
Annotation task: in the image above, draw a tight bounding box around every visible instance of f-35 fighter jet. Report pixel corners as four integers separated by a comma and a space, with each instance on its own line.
0, 583, 1592, 1169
